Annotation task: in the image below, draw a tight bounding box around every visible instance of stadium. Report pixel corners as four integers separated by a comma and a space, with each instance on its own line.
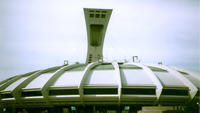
0, 8, 199, 113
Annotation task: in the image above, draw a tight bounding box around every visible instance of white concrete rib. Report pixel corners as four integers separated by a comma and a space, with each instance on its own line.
79, 62, 100, 104
12, 71, 42, 103
0, 71, 39, 104
154, 64, 198, 99
111, 62, 122, 104
0, 71, 38, 91
12, 66, 62, 104
171, 66, 200, 83
41, 64, 85, 98
133, 63, 163, 100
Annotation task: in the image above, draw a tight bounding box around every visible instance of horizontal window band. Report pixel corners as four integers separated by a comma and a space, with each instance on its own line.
49, 89, 79, 95
1, 93, 13, 98
22, 91, 42, 97
84, 88, 118, 95
161, 89, 188, 96
83, 101, 119, 103
122, 88, 156, 95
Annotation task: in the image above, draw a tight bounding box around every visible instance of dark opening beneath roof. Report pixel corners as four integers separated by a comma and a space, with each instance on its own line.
122, 88, 156, 95
22, 91, 42, 97
49, 89, 79, 95
1, 93, 13, 98
161, 89, 188, 96
84, 88, 118, 95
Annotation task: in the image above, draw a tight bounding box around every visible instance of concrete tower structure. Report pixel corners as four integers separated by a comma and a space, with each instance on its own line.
84, 8, 112, 64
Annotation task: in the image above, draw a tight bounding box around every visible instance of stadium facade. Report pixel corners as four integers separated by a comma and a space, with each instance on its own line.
0, 8, 200, 113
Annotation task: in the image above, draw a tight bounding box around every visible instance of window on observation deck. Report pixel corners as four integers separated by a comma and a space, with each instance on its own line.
90, 14, 94, 18
95, 14, 100, 18
101, 14, 106, 18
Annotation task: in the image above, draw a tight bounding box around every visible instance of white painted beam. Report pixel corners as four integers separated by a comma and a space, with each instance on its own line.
132, 63, 163, 100
79, 62, 100, 104
111, 62, 122, 104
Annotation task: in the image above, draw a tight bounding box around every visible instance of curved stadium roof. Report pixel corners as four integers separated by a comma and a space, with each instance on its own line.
0, 62, 200, 107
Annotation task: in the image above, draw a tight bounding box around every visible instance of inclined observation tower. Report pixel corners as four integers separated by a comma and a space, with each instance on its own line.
0, 8, 200, 113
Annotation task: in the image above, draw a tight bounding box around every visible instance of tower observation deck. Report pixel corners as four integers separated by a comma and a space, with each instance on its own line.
84, 8, 112, 64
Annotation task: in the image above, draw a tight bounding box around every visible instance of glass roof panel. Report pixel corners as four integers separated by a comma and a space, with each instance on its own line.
25, 72, 56, 89
53, 71, 84, 87
183, 74, 200, 88
121, 69, 154, 86
154, 72, 185, 87
3, 76, 29, 91
85, 70, 118, 86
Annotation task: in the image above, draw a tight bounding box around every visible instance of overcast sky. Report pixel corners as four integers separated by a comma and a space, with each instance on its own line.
0, 0, 199, 81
